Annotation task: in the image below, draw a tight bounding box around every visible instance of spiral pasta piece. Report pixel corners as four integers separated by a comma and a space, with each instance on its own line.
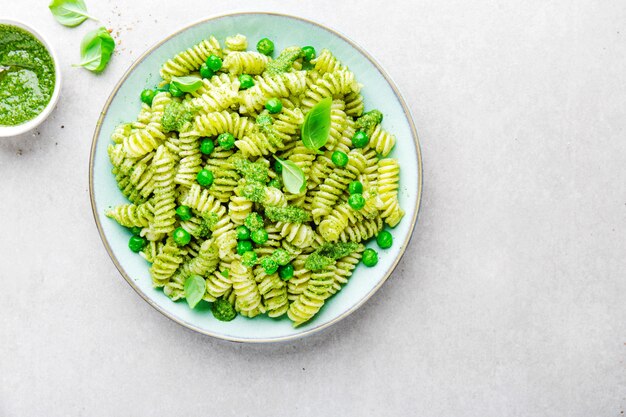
206, 267, 232, 299
311, 49, 346, 74
368, 125, 396, 157
330, 247, 364, 295
228, 195, 253, 225
225, 34, 248, 52
123, 122, 166, 158
150, 238, 187, 286
188, 110, 255, 139
255, 268, 289, 318
301, 70, 361, 113
287, 255, 311, 301
149, 146, 177, 236
174, 135, 202, 187
338, 217, 384, 243
377, 158, 404, 227
287, 266, 336, 326
223, 51, 270, 75
277, 222, 315, 249
231, 260, 265, 318
105, 202, 153, 228
160, 36, 222, 81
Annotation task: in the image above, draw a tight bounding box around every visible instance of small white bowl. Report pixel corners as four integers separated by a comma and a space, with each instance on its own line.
0, 19, 62, 137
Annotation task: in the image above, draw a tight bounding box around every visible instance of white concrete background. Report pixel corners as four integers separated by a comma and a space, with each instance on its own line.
1, 0, 625, 416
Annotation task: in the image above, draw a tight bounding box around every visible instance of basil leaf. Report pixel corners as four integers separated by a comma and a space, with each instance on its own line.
275, 157, 306, 194
74, 27, 115, 73
171, 75, 203, 93
184, 275, 206, 309
301, 97, 332, 150
49, 0, 97, 27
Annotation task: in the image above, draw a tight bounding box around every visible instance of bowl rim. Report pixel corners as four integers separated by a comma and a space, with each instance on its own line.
0, 19, 62, 137
89, 11, 424, 343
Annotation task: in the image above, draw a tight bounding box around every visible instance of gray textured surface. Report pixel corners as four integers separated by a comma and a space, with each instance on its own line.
1, 1, 625, 416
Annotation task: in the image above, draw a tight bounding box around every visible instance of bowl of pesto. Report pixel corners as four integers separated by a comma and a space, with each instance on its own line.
90, 12, 423, 342
0, 19, 61, 137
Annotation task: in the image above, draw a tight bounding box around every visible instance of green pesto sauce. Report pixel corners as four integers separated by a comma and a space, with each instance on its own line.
161, 101, 194, 132
355, 110, 383, 136
198, 212, 218, 237
305, 242, 359, 271
0, 24, 55, 126
265, 46, 304, 75
255, 112, 283, 147
244, 212, 264, 231
232, 156, 269, 183
240, 181, 266, 203
265, 205, 310, 223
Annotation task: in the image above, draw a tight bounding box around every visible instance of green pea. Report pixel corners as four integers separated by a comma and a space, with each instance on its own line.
196, 169, 214, 187
302, 46, 316, 62
128, 235, 146, 253
172, 227, 191, 246
352, 131, 369, 148
251, 228, 269, 244
278, 264, 294, 280
265, 97, 283, 114
205, 54, 223, 71
274, 159, 283, 173
261, 257, 279, 274
236, 225, 251, 240
331, 151, 349, 167
129, 226, 142, 235
218, 132, 235, 150
199, 63, 214, 79
242, 250, 258, 267
237, 240, 253, 255
362, 248, 378, 267
348, 193, 366, 210
268, 178, 282, 189
256, 38, 274, 55
175, 205, 192, 221
239, 74, 255, 90
169, 83, 184, 97
376, 230, 393, 249
348, 181, 363, 195
200, 138, 215, 155
140, 89, 156, 106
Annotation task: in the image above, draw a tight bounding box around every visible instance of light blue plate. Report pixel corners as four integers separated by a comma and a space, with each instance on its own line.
90, 12, 422, 343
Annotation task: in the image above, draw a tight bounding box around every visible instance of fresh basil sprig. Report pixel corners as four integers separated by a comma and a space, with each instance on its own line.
170, 75, 203, 93
274, 157, 306, 194
49, 0, 97, 27
184, 275, 206, 309
301, 97, 332, 151
73, 27, 115, 73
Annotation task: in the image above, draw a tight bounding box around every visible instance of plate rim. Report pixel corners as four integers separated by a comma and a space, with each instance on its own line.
88, 11, 423, 343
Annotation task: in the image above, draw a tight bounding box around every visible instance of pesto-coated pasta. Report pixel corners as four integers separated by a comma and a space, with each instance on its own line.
105, 35, 405, 327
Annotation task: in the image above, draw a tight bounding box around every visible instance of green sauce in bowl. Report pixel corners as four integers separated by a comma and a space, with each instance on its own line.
0, 24, 56, 126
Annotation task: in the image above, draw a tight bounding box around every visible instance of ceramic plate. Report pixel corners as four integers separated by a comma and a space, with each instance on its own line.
90, 12, 422, 342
